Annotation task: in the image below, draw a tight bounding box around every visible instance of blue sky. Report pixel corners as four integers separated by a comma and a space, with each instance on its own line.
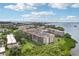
0, 3, 79, 22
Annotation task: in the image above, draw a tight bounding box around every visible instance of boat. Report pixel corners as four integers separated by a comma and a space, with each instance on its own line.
74, 25, 77, 27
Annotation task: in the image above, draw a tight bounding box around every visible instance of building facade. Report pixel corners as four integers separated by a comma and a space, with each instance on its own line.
47, 28, 64, 37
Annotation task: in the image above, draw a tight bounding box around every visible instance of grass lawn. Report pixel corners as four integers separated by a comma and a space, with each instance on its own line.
54, 37, 66, 45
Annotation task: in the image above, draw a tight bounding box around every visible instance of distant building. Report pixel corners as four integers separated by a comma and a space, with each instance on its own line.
18, 25, 34, 30
0, 47, 5, 56
7, 34, 18, 48
0, 28, 6, 32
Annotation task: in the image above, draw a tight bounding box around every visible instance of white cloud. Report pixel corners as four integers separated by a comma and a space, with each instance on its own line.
57, 15, 79, 22
65, 16, 79, 22
22, 11, 55, 18
49, 3, 79, 9
4, 3, 79, 11
26, 3, 46, 6
4, 3, 37, 11
66, 16, 78, 19
21, 11, 55, 22
49, 3, 71, 9
71, 3, 79, 8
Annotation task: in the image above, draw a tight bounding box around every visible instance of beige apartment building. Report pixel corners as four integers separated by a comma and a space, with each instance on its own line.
47, 28, 64, 37
19, 26, 55, 44
19, 25, 64, 44
30, 32, 55, 44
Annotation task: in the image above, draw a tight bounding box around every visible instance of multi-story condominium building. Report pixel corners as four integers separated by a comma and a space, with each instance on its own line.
47, 28, 64, 37
19, 25, 64, 44
19, 27, 55, 44
7, 34, 18, 48
0, 28, 6, 32
29, 30, 55, 44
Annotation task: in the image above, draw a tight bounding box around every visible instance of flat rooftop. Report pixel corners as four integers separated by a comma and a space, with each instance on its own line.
26, 28, 54, 37
47, 28, 64, 32
7, 34, 17, 44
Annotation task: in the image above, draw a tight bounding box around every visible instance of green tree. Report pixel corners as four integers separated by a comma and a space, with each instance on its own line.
64, 33, 71, 39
